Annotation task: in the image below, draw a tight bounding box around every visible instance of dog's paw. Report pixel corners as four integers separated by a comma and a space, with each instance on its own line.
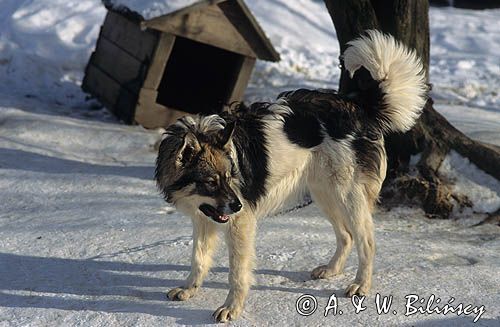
311, 265, 340, 280
345, 282, 370, 297
167, 287, 196, 301
212, 305, 242, 323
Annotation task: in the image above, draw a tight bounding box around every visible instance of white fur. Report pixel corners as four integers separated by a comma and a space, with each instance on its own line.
171, 111, 386, 322
268, 101, 293, 119
174, 115, 197, 130
343, 30, 427, 133
254, 109, 311, 218
174, 114, 226, 134
168, 30, 426, 322
198, 114, 226, 133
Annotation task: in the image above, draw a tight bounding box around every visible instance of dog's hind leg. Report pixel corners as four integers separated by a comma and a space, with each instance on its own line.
168, 216, 218, 301
342, 187, 375, 297
308, 174, 375, 296
213, 213, 256, 322
308, 185, 354, 280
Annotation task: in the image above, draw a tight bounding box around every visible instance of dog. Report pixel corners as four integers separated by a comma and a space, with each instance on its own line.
155, 30, 427, 322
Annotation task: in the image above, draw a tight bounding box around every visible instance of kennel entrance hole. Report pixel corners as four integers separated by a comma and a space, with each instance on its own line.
156, 36, 244, 115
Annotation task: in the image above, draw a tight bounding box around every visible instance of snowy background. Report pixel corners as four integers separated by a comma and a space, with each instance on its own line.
0, 0, 499, 326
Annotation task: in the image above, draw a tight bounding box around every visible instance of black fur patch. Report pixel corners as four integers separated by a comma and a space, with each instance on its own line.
283, 109, 323, 148
280, 89, 365, 144
224, 103, 270, 207
167, 173, 196, 194
280, 88, 387, 145
352, 137, 384, 177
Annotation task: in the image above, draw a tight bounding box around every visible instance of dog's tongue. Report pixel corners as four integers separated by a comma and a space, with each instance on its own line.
218, 215, 230, 222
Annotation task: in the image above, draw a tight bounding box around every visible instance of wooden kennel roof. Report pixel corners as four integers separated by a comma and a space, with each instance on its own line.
104, 0, 280, 62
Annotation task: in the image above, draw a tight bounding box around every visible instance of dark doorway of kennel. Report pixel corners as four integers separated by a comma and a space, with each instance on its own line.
156, 36, 244, 115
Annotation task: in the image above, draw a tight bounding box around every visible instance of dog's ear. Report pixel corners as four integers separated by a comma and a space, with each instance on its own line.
218, 121, 235, 150
177, 132, 200, 167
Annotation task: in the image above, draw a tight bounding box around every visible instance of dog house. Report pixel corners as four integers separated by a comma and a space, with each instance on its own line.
82, 0, 280, 128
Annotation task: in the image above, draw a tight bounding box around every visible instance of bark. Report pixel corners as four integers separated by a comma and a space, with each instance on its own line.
324, 0, 378, 94
324, 0, 500, 219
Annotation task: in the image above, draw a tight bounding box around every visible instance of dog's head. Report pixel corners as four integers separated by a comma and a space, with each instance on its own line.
155, 115, 242, 224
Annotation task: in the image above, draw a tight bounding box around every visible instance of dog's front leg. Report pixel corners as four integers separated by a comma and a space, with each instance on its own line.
168, 216, 218, 301
213, 214, 256, 322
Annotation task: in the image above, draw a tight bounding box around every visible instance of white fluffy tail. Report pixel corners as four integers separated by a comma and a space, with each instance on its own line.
343, 30, 427, 133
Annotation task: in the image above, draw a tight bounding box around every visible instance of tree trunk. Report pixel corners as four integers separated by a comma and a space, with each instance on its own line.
324, 0, 500, 218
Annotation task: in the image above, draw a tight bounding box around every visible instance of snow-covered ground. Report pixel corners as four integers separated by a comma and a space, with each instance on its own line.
0, 1, 499, 326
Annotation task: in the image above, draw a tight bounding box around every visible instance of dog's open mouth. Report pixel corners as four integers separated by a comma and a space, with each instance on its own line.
199, 204, 230, 224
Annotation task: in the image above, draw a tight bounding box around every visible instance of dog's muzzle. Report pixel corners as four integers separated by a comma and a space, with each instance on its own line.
199, 200, 242, 224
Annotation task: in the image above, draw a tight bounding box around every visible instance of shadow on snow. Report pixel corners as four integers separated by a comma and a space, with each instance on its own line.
0, 148, 152, 180
0, 252, 340, 324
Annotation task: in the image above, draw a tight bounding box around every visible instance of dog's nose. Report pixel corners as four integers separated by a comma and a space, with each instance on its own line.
229, 200, 242, 213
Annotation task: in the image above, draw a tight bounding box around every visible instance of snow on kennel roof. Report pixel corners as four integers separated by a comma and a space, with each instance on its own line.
102, 0, 280, 62
103, 0, 200, 20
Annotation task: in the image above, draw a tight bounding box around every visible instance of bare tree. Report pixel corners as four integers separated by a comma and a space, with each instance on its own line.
324, 0, 500, 218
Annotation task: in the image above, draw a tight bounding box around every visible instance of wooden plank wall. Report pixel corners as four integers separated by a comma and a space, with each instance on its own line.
82, 11, 159, 124
101, 11, 158, 61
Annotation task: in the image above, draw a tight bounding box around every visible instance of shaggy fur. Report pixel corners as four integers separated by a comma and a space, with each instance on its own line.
155, 30, 427, 322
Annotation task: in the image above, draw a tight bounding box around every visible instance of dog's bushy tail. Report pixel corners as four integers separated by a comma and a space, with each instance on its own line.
343, 30, 427, 134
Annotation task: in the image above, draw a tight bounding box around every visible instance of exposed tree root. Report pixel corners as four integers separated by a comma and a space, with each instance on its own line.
383, 99, 500, 218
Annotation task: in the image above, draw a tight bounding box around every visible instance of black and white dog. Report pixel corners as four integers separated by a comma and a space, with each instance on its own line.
155, 30, 427, 322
